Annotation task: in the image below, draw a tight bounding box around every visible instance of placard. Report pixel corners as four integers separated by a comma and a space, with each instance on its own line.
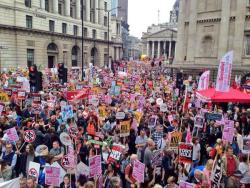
116, 112, 126, 120
76, 162, 89, 178
108, 144, 125, 162
148, 115, 157, 129
24, 130, 36, 143
32, 93, 41, 104
61, 154, 76, 169
0, 92, 9, 103
194, 115, 204, 128
132, 160, 145, 183
179, 181, 194, 188
17, 90, 26, 100
170, 131, 182, 149
45, 166, 60, 187
178, 143, 193, 164
69, 127, 79, 139
61, 105, 74, 121
151, 150, 162, 166
28, 161, 40, 183
160, 103, 168, 112
205, 112, 222, 121
243, 138, 250, 154
120, 120, 130, 137
89, 155, 102, 178
60, 132, 72, 146
222, 120, 234, 143
6, 127, 19, 142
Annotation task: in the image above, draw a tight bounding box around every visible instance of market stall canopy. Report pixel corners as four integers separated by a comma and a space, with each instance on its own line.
196, 87, 250, 103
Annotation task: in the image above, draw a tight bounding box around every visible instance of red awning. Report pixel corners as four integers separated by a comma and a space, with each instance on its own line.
196, 87, 250, 103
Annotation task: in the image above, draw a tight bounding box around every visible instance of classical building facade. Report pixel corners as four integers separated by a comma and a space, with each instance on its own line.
127, 36, 142, 60
0, 0, 123, 69
175, 0, 250, 76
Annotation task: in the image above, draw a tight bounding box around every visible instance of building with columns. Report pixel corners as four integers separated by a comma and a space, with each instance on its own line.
175, 0, 250, 77
0, 0, 123, 69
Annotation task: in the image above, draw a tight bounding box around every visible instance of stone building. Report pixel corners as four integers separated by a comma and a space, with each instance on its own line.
0, 0, 123, 69
175, 0, 250, 77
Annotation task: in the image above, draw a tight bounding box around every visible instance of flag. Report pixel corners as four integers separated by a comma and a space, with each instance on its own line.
215, 51, 233, 92
198, 71, 210, 91
182, 87, 189, 112
211, 155, 223, 187
185, 125, 191, 143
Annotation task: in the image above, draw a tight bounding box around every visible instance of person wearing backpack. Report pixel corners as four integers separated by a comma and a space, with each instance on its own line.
125, 154, 138, 188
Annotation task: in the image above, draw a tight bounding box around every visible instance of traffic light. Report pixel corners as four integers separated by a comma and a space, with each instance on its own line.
29, 65, 38, 92
58, 63, 67, 84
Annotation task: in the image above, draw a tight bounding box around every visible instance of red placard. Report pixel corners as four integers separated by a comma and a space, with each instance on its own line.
178, 143, 193, 164
24, 130, 36, 143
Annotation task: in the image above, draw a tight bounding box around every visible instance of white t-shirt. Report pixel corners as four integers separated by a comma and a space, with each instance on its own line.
239, 162, 250, 175
192, 143, 201, 161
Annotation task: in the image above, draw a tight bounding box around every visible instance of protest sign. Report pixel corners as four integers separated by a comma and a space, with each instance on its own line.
222, 120, 234, 143
205, 112, 222, 121
132, 160, 145, 183
179, 181, 194, 188
51, 162, 66, 184
89, 95, 99, 106
6, 127, 19, 142
76, 162, 90, 178
160, 103, 168, 112
133, 111, 143, 124
104, 95, 112, 104
28, 161, 40, 183
61, 154, 76, 169
114, 86, 120, 96
17, 90, 26, 100
45, 166, 60, 187
116, 112, 125, 120
0, 91, 9, 103
151, 150, 162, 167
170, 131, 182, 149
156, 98, 163, 105
120, 120, 130, 137
31, 93, 41, 104
4, 89, 12, 97
148, 115, 157, 129
243, 138, 250, 154
0, 103, 4, 116
69, 127, 79, 139
89, 155, 102, 178
194, 115, 204, 128
178, 143, 193, 163
60, 132, 72, 146
61, 105, 74, 121
108, 144, 125, 162
24, 130, 36, 143
0, 177, 20, 188
98, 106, 106, 118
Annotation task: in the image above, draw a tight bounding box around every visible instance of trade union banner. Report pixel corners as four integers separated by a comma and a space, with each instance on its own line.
216, 51, 233, 92
178, 143, 193, 164
198, 70, 210, 91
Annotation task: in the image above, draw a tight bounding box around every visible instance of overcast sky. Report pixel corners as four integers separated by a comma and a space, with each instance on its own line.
128, 0, 176, 38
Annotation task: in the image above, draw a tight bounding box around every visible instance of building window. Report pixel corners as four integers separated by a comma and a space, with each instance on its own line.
49, 20, 55, 32
116, 23, 120, 34
104, 2, 107, 11
92, 29, 96, 39
104, 16, 108, 26
27, 49, 34, 67
45, 0, 49, 11
246, 35, 250, 56
62, 23, 67, 34
84, 28, 88, 37
73, 25, 78, 36
58, 3, 62, 15
70, 7, 73, 17
90, 0, 95, 23
104, 32, 108, 40
202, 36, 213, 57
25, 0, 31, 8
26, 15, 33, 29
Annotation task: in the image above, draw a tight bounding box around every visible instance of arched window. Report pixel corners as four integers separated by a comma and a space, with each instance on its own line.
202, 36, 213, 57
47, 43, 58, 52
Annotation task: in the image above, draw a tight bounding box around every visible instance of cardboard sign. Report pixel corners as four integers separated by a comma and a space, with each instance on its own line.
28, 161, 40, 183
6, 127, 19, 142
132, 160, 145, 183
178, 143, 193, 163
243, 138, 250, 154
194, 115, 204, 128
170, 131, 182, 149
76, 162, 89, 178
45, 166, 60, 187
120, 120, 130, 137
222, 120, 234, 143
24, 130, 36, 143
61, 154, 76, 169
151, 150, 162, 167
89, 155, 102, 178
148, 115, 157, 129
69, 127, 79, 139
116, 112, 126, 120
0, 92, 9, 103
205, 112, 222, 121
17, 90, 26, 100
60, 132, 72, 146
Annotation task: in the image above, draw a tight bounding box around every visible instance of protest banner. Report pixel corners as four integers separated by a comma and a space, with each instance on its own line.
89, 155, 102, 178
170, 131, 182, 149
205, 112, 222, 121
178, 143, 193, 164
222, 120, 234, 143
148, 115, 157, 129
116, 112, 125, 120
132, 160, 145, 183
120, 120, 130, 137
194, 115, 204, 128
60, 132, 72, 146
28, 161, 40, 183
151, 150, 162, 167
243, 138, 250, 154
45, 166, 60, 187
108, 144, 125, 162
6, 127, 19, 142
76, 162, 90, 178
61, 105, 74, 121
24, 130, 36, 143
179, 181, 194, 188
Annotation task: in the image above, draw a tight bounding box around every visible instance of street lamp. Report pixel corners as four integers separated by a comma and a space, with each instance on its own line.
96, 6, 121, 69
81, 0, 85, 81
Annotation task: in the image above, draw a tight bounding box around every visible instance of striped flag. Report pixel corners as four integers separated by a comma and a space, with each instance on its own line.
211, 155, 223, 187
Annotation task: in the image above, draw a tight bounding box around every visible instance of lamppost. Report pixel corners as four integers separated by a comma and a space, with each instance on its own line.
96, 6, 121, 69
81, 0, 84, 81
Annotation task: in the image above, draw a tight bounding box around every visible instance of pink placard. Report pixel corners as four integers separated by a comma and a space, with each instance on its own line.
222, 120, 234, 143
132, 160, 145, 183
179, 181, 194, 188
45, 166, 60, 187
89, 155, 102, 178
6, 127, 19, 142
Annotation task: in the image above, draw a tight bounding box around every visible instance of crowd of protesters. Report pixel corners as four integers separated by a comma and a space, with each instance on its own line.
0, 60, 249, 188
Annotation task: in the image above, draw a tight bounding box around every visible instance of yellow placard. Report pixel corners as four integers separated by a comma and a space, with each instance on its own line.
0, 92, 9, 103
133, 111, 143, 124
98, 106, 106, 118
170, 131, 182, 148
120, 120, 130, 137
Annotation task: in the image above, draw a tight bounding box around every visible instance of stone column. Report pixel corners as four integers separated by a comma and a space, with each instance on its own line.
158, 41, 161, 58
147, 41, 149, 56
76, 0, 81, 19
169, 41, 172, 58
218, 0, 231, 58
40, 0, 45, 10
65, 0, 70, 16
53, 0, 58, 13
86, 0, 90, 21
99, 0, 104, 25
186, 0, 197, 62
163, 41, 166, 56
233, 0, 245, 63
95, 0, 99, 24
152, 41, 155, 58
175, 0, 186, 62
